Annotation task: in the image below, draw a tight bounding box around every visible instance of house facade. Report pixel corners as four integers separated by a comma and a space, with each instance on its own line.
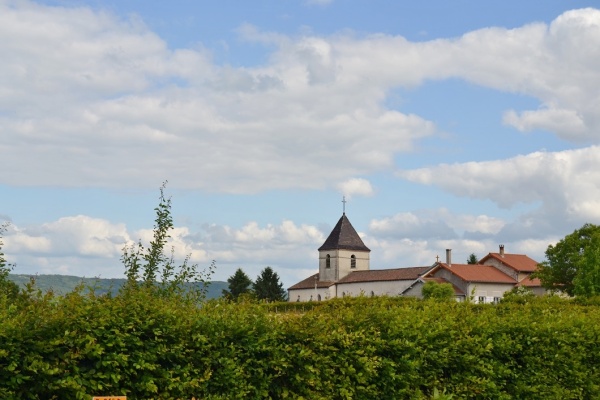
403, 256, 517, 303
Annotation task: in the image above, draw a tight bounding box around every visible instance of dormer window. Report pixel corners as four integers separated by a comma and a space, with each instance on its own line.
326, 254, 331, 269
350, 254, 356, 269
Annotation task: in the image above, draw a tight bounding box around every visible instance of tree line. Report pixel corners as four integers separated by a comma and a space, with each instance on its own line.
222, 267, 286, 302
533, 223, 600, 297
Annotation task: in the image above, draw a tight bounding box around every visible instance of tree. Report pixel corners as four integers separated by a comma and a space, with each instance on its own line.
253, 267, 286, 302
501, 286, 535, 303
121, 181, 215, 301
467, 253, 478, 264
422, 281, 454, 300
533, 223, 600, 296
573, 232, 600, 297
222, 268, 253, 300
0, 222, 20, 301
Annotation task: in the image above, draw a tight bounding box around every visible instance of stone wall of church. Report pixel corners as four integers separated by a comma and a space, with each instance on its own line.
337, 280, 413, 298
288, 286, 335, 302
319, 249, 369, 281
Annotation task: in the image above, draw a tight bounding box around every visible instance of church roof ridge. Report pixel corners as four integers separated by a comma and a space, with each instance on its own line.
318, 213, 371, 252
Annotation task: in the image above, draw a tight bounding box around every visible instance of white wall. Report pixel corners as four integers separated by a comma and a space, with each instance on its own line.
319, 249, 369, 281
466, 282, 515, 304
337, 280, 413, 298
288, 287, 333, 302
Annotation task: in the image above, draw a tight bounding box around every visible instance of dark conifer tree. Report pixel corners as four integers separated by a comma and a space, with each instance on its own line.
222, 268, 253, 300
253, 266, 286, 302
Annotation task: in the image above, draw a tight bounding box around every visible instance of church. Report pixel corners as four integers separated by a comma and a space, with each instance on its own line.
287, 212, 543, 302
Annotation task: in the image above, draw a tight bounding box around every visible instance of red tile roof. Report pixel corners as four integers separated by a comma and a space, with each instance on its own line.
288, 273, 335, 290
336, 266, 431, 284
479, 253, 539, 272
434, 263, 517, 284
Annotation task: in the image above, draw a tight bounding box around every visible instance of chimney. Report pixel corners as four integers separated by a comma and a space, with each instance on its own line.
446, 249, 452, 267
499, 244, 505, 258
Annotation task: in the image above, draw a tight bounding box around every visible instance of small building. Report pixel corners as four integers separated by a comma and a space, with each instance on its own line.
479, 245, 544, 295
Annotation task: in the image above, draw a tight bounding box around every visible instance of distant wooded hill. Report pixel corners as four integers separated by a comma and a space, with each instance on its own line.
7, 274, 228, 299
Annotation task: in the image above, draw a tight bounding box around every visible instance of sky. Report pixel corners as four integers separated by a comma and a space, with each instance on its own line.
2, 0, 600, 288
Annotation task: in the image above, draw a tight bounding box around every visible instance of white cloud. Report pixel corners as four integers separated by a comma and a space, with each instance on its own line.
369, 208, 505, 240
0, 1, 447, 193
366, 234, 545, 271
503, 107, 586, 140
2, 215, 326, 285
369, 212, 457, 240
359, 208, 529, 270
456, 8, 600, 142
5, 216, 129, 258
399, 146, 600, 236
2, 4, 599, 193
336, 178, 374, 199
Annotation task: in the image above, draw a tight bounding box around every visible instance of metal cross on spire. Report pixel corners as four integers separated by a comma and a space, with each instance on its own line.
342, 196, 347, 214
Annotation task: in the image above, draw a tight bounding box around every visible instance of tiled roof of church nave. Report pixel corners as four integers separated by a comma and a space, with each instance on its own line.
336, 266, 431, 284
287, 267, 432, 290
288, 273, 335, 290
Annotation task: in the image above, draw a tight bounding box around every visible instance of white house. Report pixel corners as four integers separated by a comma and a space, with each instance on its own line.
404, 259, 517, 303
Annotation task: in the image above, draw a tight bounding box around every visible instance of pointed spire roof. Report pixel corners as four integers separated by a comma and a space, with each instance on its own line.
318, 213, 371, 252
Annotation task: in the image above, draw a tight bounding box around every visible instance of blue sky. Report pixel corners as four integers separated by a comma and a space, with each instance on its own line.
2, 0, 600, 287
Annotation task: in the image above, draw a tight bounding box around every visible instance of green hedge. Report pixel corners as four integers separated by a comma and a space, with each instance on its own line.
1, 292, 599, 399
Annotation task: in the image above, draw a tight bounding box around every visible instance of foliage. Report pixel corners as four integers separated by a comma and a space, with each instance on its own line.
0, 222, 19, 301
533, 223, 600, 296
7, 274, 229, 299
573, 231, 600, 297
467, 253, 478, 264
422, 281, 455, 300
501, 286, 536, 304
222, 268, 253, 300
1, 295, 600, 398
121, 181, 214, 302
253, 266, 286, 302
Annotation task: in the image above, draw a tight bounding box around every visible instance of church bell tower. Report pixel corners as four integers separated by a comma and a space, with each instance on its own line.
318, 212, 370, 282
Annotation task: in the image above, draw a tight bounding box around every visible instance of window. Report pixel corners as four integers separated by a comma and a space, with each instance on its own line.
493, 297, 501, 304
478, 296, 486, 304
370, 291, 375, 297
317, 294, 322, 301
350, 254, 356, 269
326, 254, 331, 269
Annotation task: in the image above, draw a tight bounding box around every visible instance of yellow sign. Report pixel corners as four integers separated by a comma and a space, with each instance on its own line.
92, 397, 126, 400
